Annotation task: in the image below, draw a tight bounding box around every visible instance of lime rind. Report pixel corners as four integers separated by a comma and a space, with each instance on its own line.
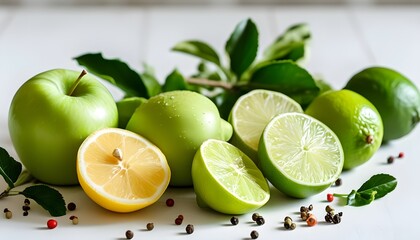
229, 89, 303, 162
259, 112, 344, 198
192, 139, 270, 214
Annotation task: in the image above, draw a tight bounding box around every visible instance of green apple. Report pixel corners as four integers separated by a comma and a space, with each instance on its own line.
116, 97, 147, 128
126, 90, 233, 187
8, 69, 118, 185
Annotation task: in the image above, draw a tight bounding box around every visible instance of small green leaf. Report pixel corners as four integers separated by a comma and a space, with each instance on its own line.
225, 18, 258, 79
162, 69, 189, 92
141, 63, 162, 97
248, 60, 319, 106
263, 23, 310, 62
172, 40, 221, 66
357, 174, 397, 200
0, 147, 22, 189
20, 185, 66, 217
347, 190, 377, 206
74, 53, 149, 98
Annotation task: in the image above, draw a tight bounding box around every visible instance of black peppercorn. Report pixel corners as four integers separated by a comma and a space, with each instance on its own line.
67, 202, 76, 211
230, 216, 239, 225
332, 214, 341, 224
125, 230, 134, 239
186, 224, 194, 234
146, 222, 154, 231
24, 199, 30, 205
256, 216, 265, 225
250, 230, 259, 239
251, 213, 260, 221
22, 205, 30, 211
335, 178, 342, 186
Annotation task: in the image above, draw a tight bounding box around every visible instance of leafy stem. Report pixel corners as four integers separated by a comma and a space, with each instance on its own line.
0, 147, 66, 216
332, 174, 397, 207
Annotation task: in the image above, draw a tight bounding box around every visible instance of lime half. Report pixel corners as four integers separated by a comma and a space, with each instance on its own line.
192, 139, 270, 214
259, 112, 344, 198
229, 89, 303, 162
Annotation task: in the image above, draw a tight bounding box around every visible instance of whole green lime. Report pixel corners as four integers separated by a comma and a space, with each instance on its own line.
305, 89, 383, 170
345, 66, 420, 141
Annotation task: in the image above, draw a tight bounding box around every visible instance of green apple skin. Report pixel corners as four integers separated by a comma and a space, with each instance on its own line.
8, 69, 118, 185
126, 90, 233, 187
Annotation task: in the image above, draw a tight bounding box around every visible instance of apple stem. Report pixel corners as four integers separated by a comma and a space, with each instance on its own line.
68, 70, 87, 96
113, 148, 123, 161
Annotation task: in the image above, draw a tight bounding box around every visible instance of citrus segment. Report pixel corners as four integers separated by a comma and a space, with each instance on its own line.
192, 139, 270, 214
229, 89, 303, 162
77, 128, 170, 213
259, 113, 344, 198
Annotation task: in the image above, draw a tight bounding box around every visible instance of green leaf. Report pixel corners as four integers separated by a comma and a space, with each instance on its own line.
248, 60, 319, 106
0, 147, 22, 189
357, 173, 397, 200
172, 40, 221, 66
347, 190, 377, 207
74, 53, 149, 98
225, 18, 258, 79
162, 69, 189, 92
141, 63, 162, 97
20, 185, 66, 217
263, 23, 310, 62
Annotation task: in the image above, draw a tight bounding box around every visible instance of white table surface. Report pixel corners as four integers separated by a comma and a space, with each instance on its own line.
1, 4, 419, 240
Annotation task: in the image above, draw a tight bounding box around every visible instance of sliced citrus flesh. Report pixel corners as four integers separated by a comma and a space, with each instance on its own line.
259, 113, 344, 198
192, 139, 270, 214
77, 128, 170, 213
229, 89, 303, 162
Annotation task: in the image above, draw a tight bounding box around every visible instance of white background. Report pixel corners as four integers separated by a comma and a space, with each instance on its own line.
0, 3, 420, 240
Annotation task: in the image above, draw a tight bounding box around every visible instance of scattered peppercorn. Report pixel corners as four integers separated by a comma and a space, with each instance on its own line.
230, 216, 239, 225
324, 205, 343, 224
250, 230, 259, 239
125, 230, 134, 239
177, 214, 184, 220
166, 198, 175, 207
335, 178, 342, 186
67, 202, 76, 211
332, 214, 341, 224
146, 222, 154, 231
387, 156, 395, 164
308, 204, 313, 211
47, 219, 58, 229
306, 214, 317, 227
300, 211, 309, 221
252, 213, 260, 221
325, 205, 334, 214
398, 152, 405, 158
290, 222, 297, 230
300, 206, 307, 213
175, 217, 183, 225
69, 216, 79, 225
327, 193, 334, 202
284, 219, 292, 229
4, 209, 12, 219
24, 199, 30, 205
22, 205, 31, 211
256, 216, 265, 225
185, 224, 194, 234
23, 211, 28, 216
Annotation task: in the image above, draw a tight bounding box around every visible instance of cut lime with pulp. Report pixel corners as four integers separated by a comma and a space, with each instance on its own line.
258, 113, 344, 198
229, 89, 303, 163
192, 139, 270, 214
